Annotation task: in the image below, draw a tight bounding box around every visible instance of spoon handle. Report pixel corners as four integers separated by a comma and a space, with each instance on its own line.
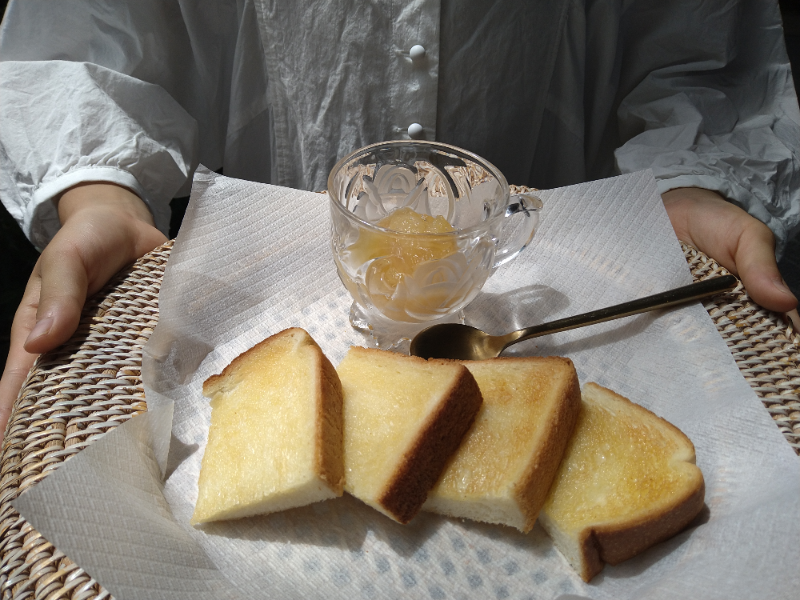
500, 275, 738, 351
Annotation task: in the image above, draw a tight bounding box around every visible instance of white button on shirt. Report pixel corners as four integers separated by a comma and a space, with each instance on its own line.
407, 123, 425, 139
385, 0, 439, 149
409, 45, 426, 62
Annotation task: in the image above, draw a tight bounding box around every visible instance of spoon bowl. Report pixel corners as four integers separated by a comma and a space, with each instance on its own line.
408, 323, 505, 361
409, 275, 738, 360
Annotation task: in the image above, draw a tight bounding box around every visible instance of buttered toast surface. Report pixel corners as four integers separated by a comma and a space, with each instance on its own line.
423, 357, 581, 532
337, 346, 483, 524
190, 328, 705, 585
538, 382, 705, 582
192, 328, 344, 525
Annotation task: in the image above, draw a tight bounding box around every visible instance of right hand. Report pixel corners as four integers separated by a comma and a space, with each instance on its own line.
662, 187, 798, 313
0, 183, 167, 444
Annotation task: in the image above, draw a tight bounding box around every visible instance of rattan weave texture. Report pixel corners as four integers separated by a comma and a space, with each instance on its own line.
683, 242, 800, 452
0, 241, 171, 600
0, 237, 797, 600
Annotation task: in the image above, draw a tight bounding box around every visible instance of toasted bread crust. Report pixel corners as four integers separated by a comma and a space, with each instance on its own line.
315, 349, 345, 494
423, 356, 582, 532
511, 357, 581, 532
555, 383, 705, 582
378, 362, 483, 524
196, 328, 344, 524
202, 328, 307, 397
574, 481, 705, 582
596, 479, 705, 565
577, 529, 605, 583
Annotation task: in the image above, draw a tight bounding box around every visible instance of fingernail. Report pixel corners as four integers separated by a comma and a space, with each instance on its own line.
775, 277, 797, 299
25, 317, 54, 345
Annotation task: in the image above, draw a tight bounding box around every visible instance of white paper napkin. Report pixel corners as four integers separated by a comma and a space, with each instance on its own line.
13, 168, 800, 600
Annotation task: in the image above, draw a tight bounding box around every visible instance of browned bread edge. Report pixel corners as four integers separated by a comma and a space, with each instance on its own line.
201, 327, 345, 498
315, 348, 345, 494
377, 362, 483, 524
509, 357, 582, 532
574, 383, 705, 582
202, 327, 309, 397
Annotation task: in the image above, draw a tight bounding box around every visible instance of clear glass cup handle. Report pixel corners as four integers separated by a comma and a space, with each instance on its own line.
493, 193, 543, 269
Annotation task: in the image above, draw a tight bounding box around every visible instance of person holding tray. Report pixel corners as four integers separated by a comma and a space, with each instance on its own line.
1, 0, 799, 441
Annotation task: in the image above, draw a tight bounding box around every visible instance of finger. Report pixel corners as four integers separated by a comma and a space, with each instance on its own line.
787, 308, 800, 331
663, 189, 797, 313
0, 272, 43, 441
23, 239, 89, 355
732, 224, 797, 313
0, 341, 38, 442
24, 209, 166, 355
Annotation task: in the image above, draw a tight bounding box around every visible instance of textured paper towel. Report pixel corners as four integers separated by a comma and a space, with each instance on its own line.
13, 168, 800, 600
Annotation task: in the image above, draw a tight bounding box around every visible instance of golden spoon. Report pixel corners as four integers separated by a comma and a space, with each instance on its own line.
409, 275, 738, 360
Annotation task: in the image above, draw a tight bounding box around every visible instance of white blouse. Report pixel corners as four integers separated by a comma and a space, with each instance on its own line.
1, 0, 798, 254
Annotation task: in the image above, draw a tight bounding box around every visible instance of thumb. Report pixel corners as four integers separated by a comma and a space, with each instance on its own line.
663, 188, 797, 314
732, 225, 797, 314
23, 243, 88, 355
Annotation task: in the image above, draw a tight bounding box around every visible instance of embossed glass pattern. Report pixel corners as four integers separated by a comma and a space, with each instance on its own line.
328, 141, 541, 346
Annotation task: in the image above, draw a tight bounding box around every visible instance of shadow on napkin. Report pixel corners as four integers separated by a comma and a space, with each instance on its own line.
165, 433, 200, 480
195, 493, 554, 562
197, 494, 449, 558
465, 284, 570, 335
464, 282, 667, 357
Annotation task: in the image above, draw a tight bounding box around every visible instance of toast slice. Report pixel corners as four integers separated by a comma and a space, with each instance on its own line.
191, 328, 344, 525
337, 347, 482, 524
538, 382, 705, 582
422, 357, 581, 532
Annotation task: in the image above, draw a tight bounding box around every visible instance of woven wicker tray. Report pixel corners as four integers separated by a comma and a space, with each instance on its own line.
0, 239, 797, 600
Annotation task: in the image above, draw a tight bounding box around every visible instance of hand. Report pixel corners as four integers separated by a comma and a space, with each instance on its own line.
662, 187, 797, 313
0, 184, 167, 443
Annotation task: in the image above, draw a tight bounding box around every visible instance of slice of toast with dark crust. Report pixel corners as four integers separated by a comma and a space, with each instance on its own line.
538, 382, 705, 582
337, 347, 483, 524
423, 357, 581, 533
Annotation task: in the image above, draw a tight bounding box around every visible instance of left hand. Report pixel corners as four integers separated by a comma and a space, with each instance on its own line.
662, 187, 797, 313
0, 183, 166, 444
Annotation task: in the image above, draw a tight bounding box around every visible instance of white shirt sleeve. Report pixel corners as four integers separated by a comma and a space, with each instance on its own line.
0, 0, 224, 248
613, 0, 800, 256
0, 61, 198, 248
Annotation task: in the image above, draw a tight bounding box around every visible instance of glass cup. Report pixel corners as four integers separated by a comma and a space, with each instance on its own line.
328, 140, 542, 349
